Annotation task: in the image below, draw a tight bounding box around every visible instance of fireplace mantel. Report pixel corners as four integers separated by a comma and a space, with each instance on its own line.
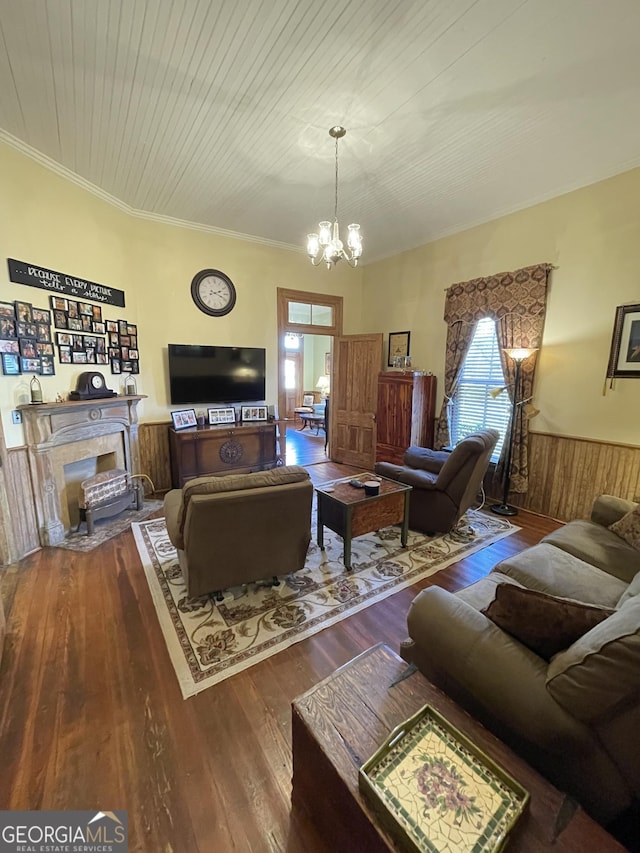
19, 395, 146, 545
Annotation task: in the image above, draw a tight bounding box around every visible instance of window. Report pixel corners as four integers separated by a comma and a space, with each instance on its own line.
449, 317, 511, 461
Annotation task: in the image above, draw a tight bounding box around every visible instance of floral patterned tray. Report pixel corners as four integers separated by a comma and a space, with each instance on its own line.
358, 705, 529, 853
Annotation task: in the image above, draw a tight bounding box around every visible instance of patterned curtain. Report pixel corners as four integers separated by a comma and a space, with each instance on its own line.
435, 263, 552, 494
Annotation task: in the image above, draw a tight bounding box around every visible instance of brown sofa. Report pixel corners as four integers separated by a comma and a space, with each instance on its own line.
374, 429, 499, 533
401, 494, 640, 823
163, 465, 313, 599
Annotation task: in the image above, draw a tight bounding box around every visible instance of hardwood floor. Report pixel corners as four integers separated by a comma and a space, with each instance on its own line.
0, 463, 563, 851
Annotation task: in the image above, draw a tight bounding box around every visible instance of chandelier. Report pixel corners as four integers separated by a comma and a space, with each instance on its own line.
307, 126, 362, 268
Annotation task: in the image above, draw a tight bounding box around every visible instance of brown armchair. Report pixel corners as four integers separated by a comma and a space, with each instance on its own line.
374, 429, 499, 534
163, 465, 313, 599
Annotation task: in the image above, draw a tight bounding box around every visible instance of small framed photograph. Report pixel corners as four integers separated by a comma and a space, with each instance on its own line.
118, 320, 128, 336
56, 332, 72, 346
120, 334, 131, 347
92, 321, 106, 334
36, 341, 54, 356
106, 320, 118, 333
14, 301, 33, 323
50, 296, 68, 311
79, 301, 93, 316
0, 318, 16, 339
68, 316, 83, 331
84, 335, 97, 349
72, 351, 88, 364
130, 360, 139, 374
388, 331, 411, 367
95, 338, 105, 353
171, 408, 197, 430
128, 349, 139, 359
0, 301, 16, 318
127, 324, 137, 335
32, 308, 51, 324
607, 303, 640, 378
96, 352, 108, 364
121, 347, 129, 360
19, 339, 38, 358
20, 356, 41, 373
54, 310, 68, 329
81, 316, 93, 332
67, 300, 79, 318
1, 353, 20, 375
16, 321, 37, 338
109, 332, 119, 347
40, 355, 55, 375
111, 359, 121, 374
59, 346, 71, 363
0, 339, 19, 354
208, 406, 236, 425
85, 349, 96, 364
72, 334, 85, 350
130, 335, 137, 349
241, 405, 268, 422
92, 305, 103, 321
121, 360, 133, 372
36, 322, 51, 342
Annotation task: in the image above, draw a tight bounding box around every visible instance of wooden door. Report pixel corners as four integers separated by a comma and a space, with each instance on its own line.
330, 333, 383, 468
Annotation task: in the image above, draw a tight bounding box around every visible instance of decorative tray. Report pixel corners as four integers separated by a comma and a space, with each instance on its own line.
358, 705, 529, 853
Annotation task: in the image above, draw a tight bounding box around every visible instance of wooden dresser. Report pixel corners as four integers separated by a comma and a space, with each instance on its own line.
169, 422, 277, 487
375, 371, 437, 465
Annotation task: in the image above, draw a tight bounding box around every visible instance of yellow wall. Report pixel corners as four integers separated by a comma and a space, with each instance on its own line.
362, 167, 640, 445
0, 142, 363, 447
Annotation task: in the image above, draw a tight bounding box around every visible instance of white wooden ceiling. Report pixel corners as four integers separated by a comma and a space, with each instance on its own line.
1, 0, 640, 263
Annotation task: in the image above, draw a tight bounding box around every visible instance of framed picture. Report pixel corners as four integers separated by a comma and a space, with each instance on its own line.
0, 318, 16, 339
16, 321, 37, 338
92, 321, 106, 334
68, 317, 83, 331
67, 300, 79, 318
607, 303, 640, 378
325, 351, 331, 375
59, 346, 71, 363
0, 301, 16, 318
79, 301, 93, 316
40, 355, 55, 375
111, 359, 121, 374
50, 296, 68, 311
208, 406, 236, 425
241, 405, 268, 422
20, 356, 41, 373
171, 409, 197, 430
14, 301, 33, 323
36, 341, 54, 356
92, 305, 103, 321
19, 339, 38, 358
1, 353, 20, 375
0, 339, 19, 354
36, 322, 51, 342
32, 308, 51, 324
54, 310, 68, 329
388, 331, 410, 367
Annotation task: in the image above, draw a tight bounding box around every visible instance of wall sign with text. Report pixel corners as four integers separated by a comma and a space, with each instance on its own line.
7, 258, 125, 308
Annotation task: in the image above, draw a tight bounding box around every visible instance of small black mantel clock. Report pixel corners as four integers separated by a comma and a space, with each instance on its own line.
191, 269, 236, 317
69, 371, 117, 400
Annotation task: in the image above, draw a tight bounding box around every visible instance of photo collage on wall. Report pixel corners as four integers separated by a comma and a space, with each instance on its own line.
106, 319, 139, 375
0, 299, 54, 376
0, 296, 141, 378
52, 295, 108, 366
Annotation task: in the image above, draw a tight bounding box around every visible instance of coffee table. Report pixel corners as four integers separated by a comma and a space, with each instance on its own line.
315, 474, 412, 569
299, 412, 325, 433
291, 644, 626, 852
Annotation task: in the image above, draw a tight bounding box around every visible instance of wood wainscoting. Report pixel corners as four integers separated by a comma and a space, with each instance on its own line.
4, 447, 39, 560
492, 431, 640, 522
139, 421, 173, 493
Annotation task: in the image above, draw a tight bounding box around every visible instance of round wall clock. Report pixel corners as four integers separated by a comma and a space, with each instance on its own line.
191, 269, 236, 317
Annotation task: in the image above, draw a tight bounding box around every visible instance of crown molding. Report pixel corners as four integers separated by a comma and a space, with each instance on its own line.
0, 129, 299, 254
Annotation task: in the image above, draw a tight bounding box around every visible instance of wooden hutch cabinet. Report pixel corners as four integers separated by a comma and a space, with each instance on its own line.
169, 423, 277, 488
375, 371, 437, 465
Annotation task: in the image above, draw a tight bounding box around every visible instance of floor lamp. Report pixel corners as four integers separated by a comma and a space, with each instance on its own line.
491, 347, 537, 517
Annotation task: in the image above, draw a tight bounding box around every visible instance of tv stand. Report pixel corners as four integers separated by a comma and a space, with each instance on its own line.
169, 423, 278, 488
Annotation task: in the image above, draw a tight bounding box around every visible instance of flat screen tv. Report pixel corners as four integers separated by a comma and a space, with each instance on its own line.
168, 344, 266, 404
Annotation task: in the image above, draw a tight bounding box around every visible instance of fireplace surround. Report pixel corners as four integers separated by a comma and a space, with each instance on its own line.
19, 395, 144, 546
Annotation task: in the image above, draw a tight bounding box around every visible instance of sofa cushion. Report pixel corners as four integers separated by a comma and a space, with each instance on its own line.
542, 520, 639, 583
617, 571, 640, 607
482, 583, 614, 661
455, 571, 524, 611
609, 504, 640, 550
546, 597, 640, 723
493, 543, 628, 608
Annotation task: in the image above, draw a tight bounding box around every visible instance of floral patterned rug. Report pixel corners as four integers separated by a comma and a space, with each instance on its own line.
132, 508, 517, 698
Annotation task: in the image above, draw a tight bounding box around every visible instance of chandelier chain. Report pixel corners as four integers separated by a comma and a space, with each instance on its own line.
334, 135, 339, 223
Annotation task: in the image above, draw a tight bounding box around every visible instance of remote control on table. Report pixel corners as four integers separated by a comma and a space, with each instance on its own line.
349, 479, 365, 488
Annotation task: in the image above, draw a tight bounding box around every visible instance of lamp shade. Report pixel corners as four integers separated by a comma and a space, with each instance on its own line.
504, 347, 538, 362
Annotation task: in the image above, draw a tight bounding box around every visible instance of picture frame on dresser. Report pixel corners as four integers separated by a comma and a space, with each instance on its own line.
208, 407, 236, 425
171, 408, 197, 430
388, 331, 410, 367
241, 405, 268, 422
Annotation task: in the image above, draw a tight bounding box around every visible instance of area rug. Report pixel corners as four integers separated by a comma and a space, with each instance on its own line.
132, 508, 517, 698
54, 500, 163, 552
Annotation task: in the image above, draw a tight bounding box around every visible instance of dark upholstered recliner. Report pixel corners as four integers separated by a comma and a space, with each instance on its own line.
375, 429, 499, 534
163, 466, 313, 599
